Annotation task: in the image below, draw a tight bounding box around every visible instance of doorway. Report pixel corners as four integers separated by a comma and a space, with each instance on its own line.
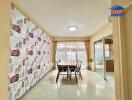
104, 35, 115, 83
94, 35, 115, 83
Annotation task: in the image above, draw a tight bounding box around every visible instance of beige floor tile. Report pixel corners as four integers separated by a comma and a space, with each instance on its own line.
19, 70, 115, 100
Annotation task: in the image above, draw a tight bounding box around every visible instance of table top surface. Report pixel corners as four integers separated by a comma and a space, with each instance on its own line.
58, 62, 77, 66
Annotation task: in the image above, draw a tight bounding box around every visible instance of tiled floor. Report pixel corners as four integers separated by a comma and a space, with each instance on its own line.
19, 70, 115, 100
96, 71, 115, 87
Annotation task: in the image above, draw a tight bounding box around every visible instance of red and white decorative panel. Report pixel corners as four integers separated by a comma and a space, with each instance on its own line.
9, 4, 51, 100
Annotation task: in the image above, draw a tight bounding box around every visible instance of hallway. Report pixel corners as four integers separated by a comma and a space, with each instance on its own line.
19, 70, 115, 100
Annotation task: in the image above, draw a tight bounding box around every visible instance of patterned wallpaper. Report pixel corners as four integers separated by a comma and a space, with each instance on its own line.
8, 4, 51, 100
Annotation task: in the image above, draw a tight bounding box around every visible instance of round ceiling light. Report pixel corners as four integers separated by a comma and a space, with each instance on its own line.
67, 26, 78, 32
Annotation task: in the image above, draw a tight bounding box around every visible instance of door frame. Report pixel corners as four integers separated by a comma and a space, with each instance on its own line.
112, 3, 132, 100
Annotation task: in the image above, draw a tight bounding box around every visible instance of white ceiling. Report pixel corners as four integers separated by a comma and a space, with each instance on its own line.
17, 0, 111, 37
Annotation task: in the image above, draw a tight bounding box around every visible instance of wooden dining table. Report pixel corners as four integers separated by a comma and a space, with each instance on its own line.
57, 62, 77, 83
58, 62, 77, 68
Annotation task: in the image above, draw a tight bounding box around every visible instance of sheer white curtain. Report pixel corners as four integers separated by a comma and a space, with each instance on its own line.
56, 42, 87, 69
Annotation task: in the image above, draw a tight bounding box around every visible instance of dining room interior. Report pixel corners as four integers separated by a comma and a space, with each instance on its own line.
0, 0, 132, 100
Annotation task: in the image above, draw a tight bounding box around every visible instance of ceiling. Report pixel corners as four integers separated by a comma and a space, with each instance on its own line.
16, 0, 111, 37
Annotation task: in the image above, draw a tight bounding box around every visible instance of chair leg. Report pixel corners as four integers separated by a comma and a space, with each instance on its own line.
56, 72, 60, 83
69, 73, 71, 81
79, 71, 82, 80
75, 71, 77, 83
69, 69, 72, 81
67, 70, 69, 82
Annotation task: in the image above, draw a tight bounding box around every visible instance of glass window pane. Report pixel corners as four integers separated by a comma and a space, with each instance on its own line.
56, 42, 87, 69
57, 42, 65, 49
105, 44, 110, 57
67, 51, 76, 62
94, 41, 103, 65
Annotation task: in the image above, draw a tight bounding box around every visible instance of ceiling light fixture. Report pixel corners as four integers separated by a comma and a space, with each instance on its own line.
67, 26, 78, 32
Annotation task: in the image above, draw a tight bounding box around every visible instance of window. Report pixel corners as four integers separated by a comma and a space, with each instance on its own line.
94, 41, 103, 65
105, 44, 110, 58
56, 42, 87, 69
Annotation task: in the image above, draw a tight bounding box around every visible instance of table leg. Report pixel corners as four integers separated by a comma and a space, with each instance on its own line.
75, 71, 77, 83
56, 71, 60, 83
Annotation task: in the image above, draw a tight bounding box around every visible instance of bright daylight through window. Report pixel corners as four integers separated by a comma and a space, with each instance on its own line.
56, 42, 87, 69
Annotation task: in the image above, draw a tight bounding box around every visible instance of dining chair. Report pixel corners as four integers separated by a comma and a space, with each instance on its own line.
75, 61, 82, 80
68, 61, 82, 83
68, 65, 78, 83
56, 63, 68, 83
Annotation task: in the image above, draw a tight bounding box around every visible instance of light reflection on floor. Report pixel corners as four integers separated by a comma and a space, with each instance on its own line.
19, 70, 115, 100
